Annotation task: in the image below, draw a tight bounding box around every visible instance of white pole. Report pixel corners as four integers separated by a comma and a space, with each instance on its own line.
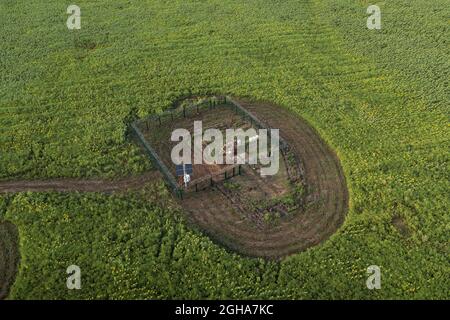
183, 163, 187, 188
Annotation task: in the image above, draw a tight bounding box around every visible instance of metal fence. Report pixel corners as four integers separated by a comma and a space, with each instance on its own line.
130, 122, 183, 198
130, 97, 228, 199
130, 95, 289, 199
224, 96, 290, 152
187, 164, 242, 192
135, 96, 227, 131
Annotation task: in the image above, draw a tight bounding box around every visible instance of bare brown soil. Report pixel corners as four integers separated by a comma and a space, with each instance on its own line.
0, 172, 160, 194
392, 215, 411, 238
181, 98, 349, 259
140, 104, 252, 185
0, 97, 348, 296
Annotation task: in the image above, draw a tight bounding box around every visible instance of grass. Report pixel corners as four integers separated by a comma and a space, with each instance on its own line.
0, 0, 448, 299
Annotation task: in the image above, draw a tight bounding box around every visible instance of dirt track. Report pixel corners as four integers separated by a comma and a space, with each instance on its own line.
0, 171, 161, 300
181, 99, 349, 258
0, 99, 348, 293
0, 172, 161, 194
0, 221, 19, 300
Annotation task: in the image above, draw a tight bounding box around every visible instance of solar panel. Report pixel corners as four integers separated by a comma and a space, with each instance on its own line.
176, 164, 193, 176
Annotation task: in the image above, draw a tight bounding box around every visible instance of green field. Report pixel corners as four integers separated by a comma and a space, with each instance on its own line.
0, 0, 448, 299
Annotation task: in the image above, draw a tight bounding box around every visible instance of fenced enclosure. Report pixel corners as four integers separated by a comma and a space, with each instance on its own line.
130, 122, 182, 198
130, 95, 291, 199
225, 96, 290, 152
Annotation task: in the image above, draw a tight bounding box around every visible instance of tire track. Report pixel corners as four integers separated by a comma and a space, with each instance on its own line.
0, 99, 349, 263
0, 222, 19, 300
181, 99, 349, 258
0, 171, 162, 299
0, 171, 161, 194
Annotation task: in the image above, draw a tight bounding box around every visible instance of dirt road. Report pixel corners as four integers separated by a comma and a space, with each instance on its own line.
182, 99, 349, 258
0, 172, 161, 194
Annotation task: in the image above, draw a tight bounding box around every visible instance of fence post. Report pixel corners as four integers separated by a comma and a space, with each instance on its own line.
130, 122, 179, 198
238, 165, 241, 175
183, 106, 186, 118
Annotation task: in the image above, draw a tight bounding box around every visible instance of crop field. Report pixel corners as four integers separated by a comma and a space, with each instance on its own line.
0, 0, 448, 300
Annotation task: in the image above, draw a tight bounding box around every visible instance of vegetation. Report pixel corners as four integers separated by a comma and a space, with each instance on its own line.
0, 0, 448, 299
223, 181, 241, 192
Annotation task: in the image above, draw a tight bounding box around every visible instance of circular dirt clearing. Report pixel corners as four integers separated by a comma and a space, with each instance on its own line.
181, 98, 349, 259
